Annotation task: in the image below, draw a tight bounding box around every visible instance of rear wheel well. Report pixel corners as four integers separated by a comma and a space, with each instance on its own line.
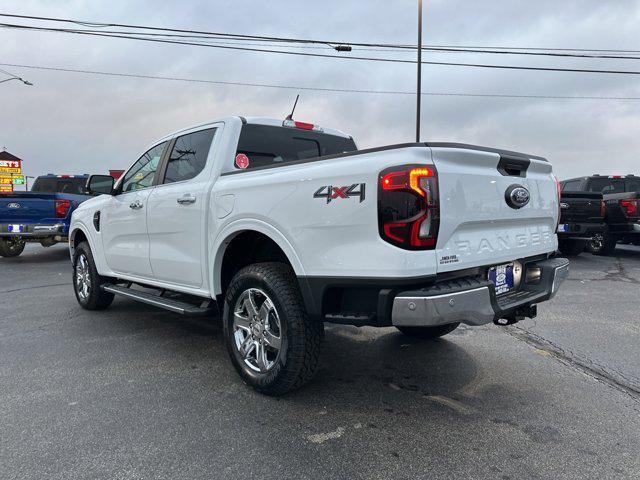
220, 231, 292, 296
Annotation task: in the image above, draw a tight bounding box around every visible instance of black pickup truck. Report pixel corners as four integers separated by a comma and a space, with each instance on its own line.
557, 191, 605, 255
560, 175, 640, 255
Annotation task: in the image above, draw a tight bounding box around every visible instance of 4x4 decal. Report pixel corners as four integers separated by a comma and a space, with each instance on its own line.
313, 183, 366, 204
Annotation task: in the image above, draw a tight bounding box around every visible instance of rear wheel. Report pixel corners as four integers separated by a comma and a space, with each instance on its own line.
396, 323, 460, 340
588, 232, 617, 256
73, 242, 115, 310
558, 239, 585, 256
0, 238, 26, 257
223, 262, 323, 396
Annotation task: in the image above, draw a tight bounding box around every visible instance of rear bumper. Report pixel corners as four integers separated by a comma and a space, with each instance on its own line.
557, 222, 605, 241
392, 257, 569, 328
0, 223, 67, 238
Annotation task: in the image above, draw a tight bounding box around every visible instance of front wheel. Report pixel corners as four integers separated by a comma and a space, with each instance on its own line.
0, 237, 26, 257
223, 262, 323, 396
73, 242, 115, 310
396, 323, 460, 340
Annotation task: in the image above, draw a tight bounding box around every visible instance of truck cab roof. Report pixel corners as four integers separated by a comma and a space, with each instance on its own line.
156, 116, 352, 146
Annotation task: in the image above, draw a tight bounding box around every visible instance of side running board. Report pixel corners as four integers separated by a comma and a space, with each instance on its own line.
102, 283, 215, 317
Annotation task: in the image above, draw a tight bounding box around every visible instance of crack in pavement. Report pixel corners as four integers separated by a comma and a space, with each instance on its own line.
0, 282, 70, 294
593, 257, 640, 284
503, 325, 640, 408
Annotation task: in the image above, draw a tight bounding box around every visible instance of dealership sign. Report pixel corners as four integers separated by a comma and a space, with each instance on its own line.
0, 175, 24, 185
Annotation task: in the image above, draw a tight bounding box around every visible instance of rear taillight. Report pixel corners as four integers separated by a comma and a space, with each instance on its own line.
620, 199, 638, 218
55, 199, 71, 218
378, 165, 439, 249
600, 199, 606, 218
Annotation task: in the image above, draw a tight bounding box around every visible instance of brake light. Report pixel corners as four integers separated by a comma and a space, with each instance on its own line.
620, 199, 638, 217
282, 119, 323, 132
55, 199, 71, 218
600, 199, 606, 218
378, 165, 439, 249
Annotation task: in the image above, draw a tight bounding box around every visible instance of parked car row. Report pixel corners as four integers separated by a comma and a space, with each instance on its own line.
558, 174, 639, 256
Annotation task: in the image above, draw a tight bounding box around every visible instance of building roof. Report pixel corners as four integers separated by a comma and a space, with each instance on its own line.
0, 150, 22, 162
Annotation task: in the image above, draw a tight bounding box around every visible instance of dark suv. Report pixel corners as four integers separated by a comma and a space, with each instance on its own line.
561, 175, 640, 255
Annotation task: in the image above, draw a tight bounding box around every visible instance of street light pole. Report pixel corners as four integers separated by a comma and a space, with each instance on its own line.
416, 0, 423, 142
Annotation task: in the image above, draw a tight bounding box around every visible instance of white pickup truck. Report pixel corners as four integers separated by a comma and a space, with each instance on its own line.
70, 116, 569, 395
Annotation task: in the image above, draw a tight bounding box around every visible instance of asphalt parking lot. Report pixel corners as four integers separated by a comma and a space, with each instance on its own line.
1, 244, 639, 479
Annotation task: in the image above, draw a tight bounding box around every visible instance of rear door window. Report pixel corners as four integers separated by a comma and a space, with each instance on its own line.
236, 124, 357, 169
163, 128, 216, 184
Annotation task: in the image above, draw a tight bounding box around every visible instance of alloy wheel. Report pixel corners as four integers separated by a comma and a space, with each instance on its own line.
232, 288, 283, 373
75, 253, 91, 301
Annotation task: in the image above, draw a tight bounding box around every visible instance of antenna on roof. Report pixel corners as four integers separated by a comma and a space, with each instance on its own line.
285, 95, 300, 121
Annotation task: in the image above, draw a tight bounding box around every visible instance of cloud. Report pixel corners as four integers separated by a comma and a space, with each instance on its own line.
0, 0, 639, 180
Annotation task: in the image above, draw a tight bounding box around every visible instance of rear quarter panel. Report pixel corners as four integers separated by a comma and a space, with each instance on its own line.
210, 146, 439, 292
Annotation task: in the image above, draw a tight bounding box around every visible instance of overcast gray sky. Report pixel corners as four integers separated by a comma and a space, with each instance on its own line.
1, 0, 639, 181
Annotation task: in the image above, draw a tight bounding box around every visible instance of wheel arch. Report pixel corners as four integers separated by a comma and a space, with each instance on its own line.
69, 224, 91, 259
212, 221, 305, 298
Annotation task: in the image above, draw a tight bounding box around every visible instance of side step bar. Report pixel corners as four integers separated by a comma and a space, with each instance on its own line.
102, 283, 215, 317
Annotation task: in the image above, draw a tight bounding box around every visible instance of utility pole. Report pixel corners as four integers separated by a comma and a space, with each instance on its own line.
416, 0, 423, 142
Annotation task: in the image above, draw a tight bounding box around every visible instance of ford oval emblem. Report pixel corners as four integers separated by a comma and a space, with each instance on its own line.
7, 202, 21, 209
505, 185, 530, 209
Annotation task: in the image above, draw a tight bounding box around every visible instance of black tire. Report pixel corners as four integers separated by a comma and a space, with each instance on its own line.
223, 262, 323, 396
558, 239, 585, 256
396, 323, 460, 340
589, 231, 617, 256
72, 242, 115, 310
0, 237, 26, 257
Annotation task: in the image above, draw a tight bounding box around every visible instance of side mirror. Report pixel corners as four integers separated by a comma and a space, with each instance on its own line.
85, 175, 115, 195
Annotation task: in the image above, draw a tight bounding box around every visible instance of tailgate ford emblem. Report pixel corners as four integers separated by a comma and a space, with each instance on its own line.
505, 185, 530, 209
7, 203, 21, 209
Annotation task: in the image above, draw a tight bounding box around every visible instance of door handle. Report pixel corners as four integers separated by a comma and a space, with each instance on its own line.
177, 194, 197, 205
129, 200, 143, 210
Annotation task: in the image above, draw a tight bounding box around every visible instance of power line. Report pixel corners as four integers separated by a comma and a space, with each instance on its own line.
6, 24, 640, 60
2, 12, 640, 57
4, 23, 640, 76
2, 61, 639, 100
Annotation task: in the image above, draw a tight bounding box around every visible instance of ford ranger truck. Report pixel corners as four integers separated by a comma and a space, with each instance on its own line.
69, 117, 569, 395
0, 174, 89, 257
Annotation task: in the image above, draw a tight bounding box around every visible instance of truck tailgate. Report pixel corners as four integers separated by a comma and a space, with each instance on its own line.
0, 192, 56, 223
431, 147, 557, 273
560, 192, 603, 223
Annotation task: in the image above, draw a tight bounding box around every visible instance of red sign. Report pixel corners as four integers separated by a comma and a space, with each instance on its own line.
0, 160, 21, 169
235, 154, 250, 169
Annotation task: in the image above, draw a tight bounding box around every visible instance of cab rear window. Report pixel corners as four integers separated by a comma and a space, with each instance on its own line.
31, 178, 86, 194
236, 124, 357, 170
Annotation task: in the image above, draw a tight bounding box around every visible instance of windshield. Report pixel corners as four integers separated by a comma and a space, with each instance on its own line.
31, 177, 87, 194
